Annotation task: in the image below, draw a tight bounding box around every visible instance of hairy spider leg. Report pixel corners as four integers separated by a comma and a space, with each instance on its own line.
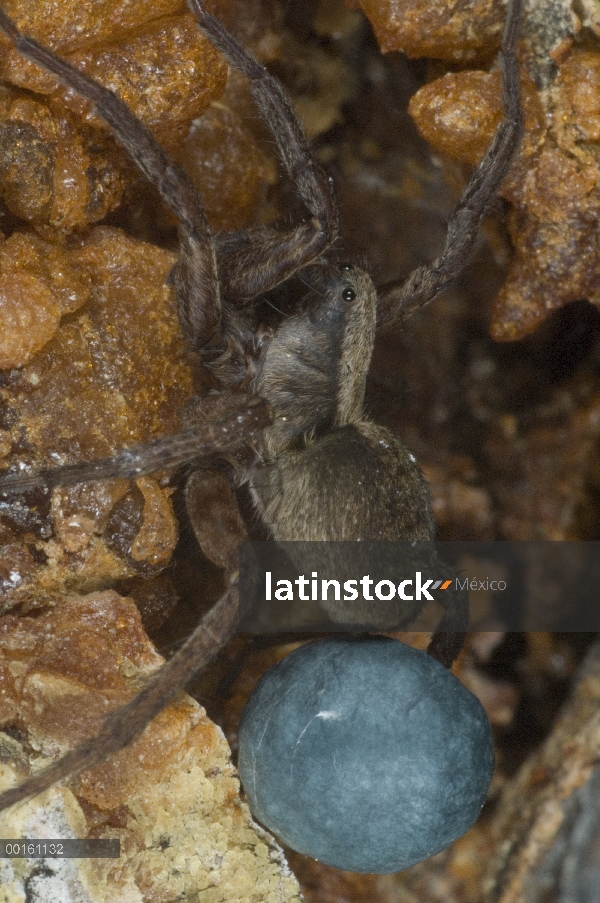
377, 0, 524, 328
375, 0, 524, 663
426, 565, 469, 668
0, 398, 271, 496
0, 397, 271, 811
187, 0, 339, 302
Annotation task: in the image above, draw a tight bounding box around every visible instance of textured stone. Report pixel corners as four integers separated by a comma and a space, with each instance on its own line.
0, 228, 194, 609
0, 591, 303, 902
408, 35, 600, 342
238, 636, 494, 873
351, 0, 505, 62
0, 6, 228, 237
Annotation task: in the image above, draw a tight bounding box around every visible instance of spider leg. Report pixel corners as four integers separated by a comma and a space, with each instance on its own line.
0, 9, 220, 350
0, 579, 240, 812
187, 0, 339, 301
0, 397, 271, 496
426, 581, 469, 670
377, 0, 524, 328
185, 469, 249, 572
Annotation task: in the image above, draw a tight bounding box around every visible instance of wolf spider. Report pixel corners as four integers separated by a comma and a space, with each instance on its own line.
0, 0, 523, 812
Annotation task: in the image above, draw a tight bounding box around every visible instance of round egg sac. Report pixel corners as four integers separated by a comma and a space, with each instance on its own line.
237, 636, 494, 873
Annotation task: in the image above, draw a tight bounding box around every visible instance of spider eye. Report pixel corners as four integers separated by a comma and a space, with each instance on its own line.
342, 287, 356, 302
340, 263, 353, 272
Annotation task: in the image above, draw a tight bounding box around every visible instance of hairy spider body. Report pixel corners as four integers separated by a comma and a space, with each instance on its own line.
188, 248, 435, 629
242, 264, 434, 542
0, 0, 523, 833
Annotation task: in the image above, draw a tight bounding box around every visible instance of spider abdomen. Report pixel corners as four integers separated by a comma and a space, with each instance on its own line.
249, 420, 434, 628
253, 421, 433, 543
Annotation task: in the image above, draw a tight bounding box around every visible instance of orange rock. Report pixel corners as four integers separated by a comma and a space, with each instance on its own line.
0, 231, 93, 368
0, 0, 184, 53
180, 73, 277, 232
54, 14, 228, 149
350, 0, 505, 62
0, 591, 303, 902
0, 228, 194, 604
0, 7, 228, 235
408, 45, 600, 341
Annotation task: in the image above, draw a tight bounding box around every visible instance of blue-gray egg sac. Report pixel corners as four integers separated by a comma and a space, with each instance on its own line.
238, 636, 494, 874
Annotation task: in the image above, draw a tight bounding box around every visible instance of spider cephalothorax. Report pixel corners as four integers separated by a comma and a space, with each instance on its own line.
0, 0, 523, 859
